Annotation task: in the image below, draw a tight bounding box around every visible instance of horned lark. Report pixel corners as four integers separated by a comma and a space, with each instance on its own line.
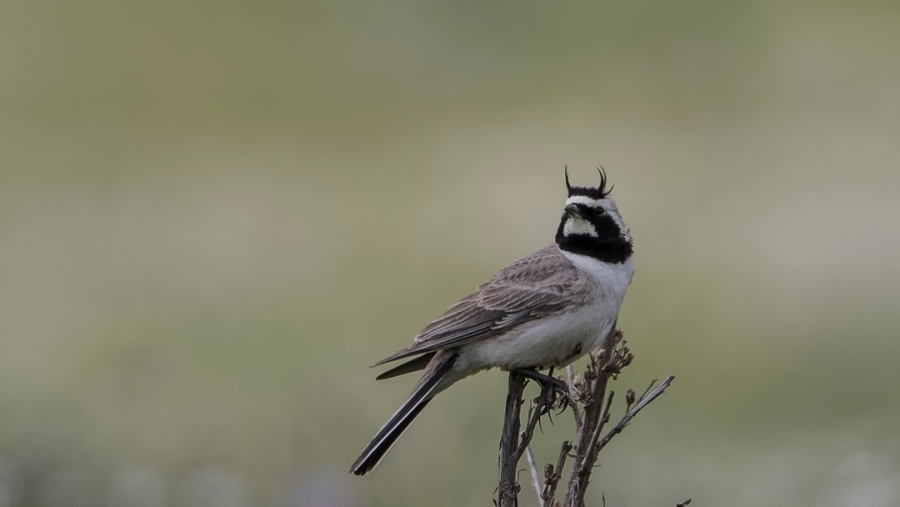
351, 168, 633, 475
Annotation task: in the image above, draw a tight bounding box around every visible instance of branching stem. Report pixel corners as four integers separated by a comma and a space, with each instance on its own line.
495, 328, 678, 507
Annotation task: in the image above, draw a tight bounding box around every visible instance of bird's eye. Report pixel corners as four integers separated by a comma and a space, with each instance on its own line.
594, 207, 606, 215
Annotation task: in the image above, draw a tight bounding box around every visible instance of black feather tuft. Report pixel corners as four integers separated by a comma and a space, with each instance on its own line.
565, 165, 613, 199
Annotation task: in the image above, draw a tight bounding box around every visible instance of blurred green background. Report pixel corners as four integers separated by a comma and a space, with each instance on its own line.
1, 0, 899, 505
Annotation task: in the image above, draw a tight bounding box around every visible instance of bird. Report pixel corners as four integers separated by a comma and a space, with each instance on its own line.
350, 167, 634, 476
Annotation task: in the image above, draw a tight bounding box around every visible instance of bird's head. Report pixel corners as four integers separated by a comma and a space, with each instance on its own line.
555, 167, 633, 263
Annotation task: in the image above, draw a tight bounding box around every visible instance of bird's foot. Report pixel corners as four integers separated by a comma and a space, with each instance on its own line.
514, 367, 569, 414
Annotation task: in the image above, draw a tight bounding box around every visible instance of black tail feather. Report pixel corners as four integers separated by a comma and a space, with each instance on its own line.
350, 353, 457, 475
375, 353, 435, 380
350, 398, 433, 476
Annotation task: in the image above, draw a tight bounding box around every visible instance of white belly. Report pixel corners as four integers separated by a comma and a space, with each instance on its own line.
457, 254, 633, 373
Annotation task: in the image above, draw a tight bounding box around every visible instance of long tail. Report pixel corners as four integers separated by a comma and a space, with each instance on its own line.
350, 353, 457, 475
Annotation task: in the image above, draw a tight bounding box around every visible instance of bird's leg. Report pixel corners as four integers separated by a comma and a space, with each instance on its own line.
513, 367, 569, 414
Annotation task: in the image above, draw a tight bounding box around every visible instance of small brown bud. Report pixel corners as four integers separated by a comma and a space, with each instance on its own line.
626, 388, 636, 406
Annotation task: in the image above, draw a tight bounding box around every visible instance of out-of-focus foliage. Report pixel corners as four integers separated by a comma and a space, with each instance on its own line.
1, 1, 898, 505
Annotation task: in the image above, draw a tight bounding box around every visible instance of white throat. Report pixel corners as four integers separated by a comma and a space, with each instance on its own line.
563, 216, 597, 237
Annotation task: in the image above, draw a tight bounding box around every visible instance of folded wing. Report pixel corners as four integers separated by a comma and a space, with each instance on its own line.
373, 246, 583, 366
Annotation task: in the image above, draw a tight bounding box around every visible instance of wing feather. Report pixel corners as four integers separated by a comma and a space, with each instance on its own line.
373, 245, 585, 366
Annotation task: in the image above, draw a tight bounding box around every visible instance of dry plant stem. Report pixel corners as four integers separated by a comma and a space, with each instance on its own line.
564, 329, 678, 507
517, 394, 547, 457
585, 391, 615, 464
595, 375, 675, 454
497, 371, 527, 507
563, 327, 621, 507
541, 441, 573, 507
564, 370, 608, 507
498, 370, 554, 507
525, 446, 543, 505
497, 326, 678, 507
565, 365, 583, 431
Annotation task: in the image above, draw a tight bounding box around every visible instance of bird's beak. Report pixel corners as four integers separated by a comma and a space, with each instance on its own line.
564, 204, 583, 218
